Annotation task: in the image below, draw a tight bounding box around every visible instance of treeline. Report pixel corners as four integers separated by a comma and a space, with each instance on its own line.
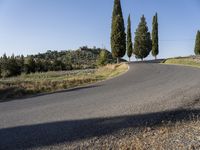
111, 0, 159, 62
0, 47, 115, 78
0, 54, 72, 78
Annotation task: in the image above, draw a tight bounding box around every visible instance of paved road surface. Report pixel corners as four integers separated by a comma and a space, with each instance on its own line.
1, 63, 200, 149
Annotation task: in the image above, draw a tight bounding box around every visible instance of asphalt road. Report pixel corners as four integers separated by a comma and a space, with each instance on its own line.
1, 63, 200, 149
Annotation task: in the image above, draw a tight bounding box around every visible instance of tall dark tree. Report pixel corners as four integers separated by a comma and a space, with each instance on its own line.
152, 13, 159, 59
133, 15, 152, 60
111, 0, 126, 63
194, 30, 200, 55
126, 14, 133, 62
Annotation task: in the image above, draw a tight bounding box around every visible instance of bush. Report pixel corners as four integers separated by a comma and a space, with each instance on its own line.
97, 50, 108, 66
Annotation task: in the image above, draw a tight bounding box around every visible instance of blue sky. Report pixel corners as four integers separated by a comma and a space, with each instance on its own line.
0, 0, 200, 60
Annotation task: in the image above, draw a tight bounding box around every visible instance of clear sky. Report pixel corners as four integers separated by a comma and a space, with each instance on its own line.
0, 0, 200, 60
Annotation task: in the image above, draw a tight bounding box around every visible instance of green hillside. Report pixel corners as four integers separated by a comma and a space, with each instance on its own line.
0, 47, 119, 78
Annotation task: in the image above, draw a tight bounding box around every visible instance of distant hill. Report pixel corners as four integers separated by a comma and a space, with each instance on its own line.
0, 47, 122, 78
32, 46, 116, 70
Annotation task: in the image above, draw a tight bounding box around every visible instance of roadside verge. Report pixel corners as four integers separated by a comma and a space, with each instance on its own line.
163, 56, 200, 68
0, 63, 129, 102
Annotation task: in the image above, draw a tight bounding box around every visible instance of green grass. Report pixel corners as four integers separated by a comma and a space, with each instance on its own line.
163, 57, 200, 68
0, 63, 128, 101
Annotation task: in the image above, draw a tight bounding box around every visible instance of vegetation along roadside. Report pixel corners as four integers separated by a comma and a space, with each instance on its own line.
0, 63, 128, 101
163, 56, 200, 68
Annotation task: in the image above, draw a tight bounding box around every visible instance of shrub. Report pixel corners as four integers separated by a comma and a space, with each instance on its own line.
97, 50, 108, 66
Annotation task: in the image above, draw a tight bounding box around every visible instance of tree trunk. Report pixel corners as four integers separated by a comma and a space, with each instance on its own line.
129, 57, 130, 63
117, 57, 120, 64
155, 56, 157, 60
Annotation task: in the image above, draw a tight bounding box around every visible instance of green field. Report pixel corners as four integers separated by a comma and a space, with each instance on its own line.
0, 63, 128, 101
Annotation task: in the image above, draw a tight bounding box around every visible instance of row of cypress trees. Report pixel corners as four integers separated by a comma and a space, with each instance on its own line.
111, 0, 159, 62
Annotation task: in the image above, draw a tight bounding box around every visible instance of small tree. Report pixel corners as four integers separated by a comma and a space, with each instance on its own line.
19, 55, 25, 73
97, 50, 108, 66
25, 56, 36, 74
152, 13, 159, 59
111, 0, 126, 63
9, 54, 21, 76
0, 59, 1, 78
126, 14, 133, 62
133, 15, 152, 60
194, 30, 200, 55
35, 59, 44, 72
0, 54, 8, 77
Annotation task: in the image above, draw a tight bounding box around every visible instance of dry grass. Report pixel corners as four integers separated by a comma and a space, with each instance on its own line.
96, 63, 128, 79
0, 63, 128, 100
164, 56, 200, 68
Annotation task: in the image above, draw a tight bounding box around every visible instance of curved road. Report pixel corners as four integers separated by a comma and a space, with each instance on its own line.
1, 63, 200, 149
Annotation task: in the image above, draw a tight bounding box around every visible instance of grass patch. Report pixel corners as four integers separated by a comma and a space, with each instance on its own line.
0, 63, 128, 101
164, 56, 200, 68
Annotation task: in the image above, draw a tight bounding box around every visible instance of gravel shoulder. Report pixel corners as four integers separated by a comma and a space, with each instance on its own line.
62, 99, 200, 150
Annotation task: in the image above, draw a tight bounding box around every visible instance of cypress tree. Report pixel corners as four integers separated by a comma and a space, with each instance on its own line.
127, 14, 133, 62
111, 0, 126, 63
194, 30, 200, 55
152, 13, 159, 59
133, 15, 152, 60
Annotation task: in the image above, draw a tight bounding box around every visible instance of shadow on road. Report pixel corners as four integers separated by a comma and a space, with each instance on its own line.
0, 108, 199, 150
0, 84, 103, 103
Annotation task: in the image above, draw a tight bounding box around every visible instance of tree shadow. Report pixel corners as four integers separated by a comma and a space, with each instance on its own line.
0, 108, 199, 150
0, 84, 103, 103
